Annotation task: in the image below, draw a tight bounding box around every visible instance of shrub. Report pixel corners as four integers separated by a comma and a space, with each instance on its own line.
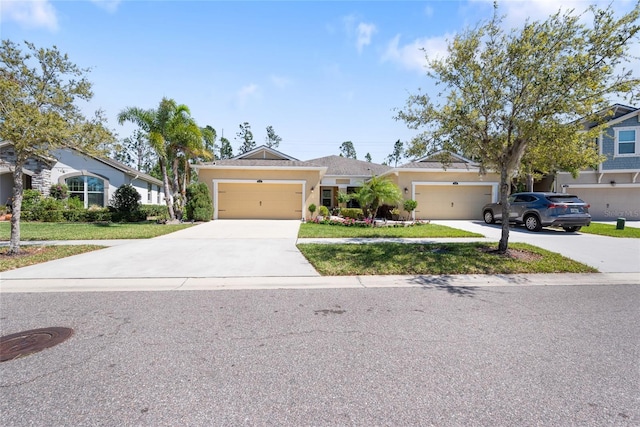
63, 209, 85, 222
339, 208, 363, 220
38, 197, 64, 222
66, 196, 85, 210
318, 205, 329, 217
49, 183, 68, 200
20, 189, 42, 220
110, 184, 143, 222
140, 204, 168, 219
85, 208, 112, 222
403, 199, 418, 213
308, 203, 317, 218
185, 183, 213, 222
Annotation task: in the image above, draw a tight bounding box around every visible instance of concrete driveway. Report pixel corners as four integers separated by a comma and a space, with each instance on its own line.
1, 220, 320, 279
433, 220, 640, 273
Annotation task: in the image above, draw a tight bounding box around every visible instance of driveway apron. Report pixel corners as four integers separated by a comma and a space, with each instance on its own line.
1, 220, 320, 279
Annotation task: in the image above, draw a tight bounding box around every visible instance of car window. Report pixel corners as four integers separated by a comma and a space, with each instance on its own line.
548, 195, 584, 203
508, 195, 516, 203
513, 195, 529, 203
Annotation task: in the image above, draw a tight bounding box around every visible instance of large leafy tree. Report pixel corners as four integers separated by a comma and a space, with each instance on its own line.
397, 3, 640, 252
265, 125, 282, 148
350, 175, 403, 220
236, 122, 255, 154
339, 141, 357, 159
0, 40, 114, 254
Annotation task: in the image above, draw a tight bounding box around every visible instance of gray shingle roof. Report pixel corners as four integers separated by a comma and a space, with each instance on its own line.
201, 159, 322, 168
306, 155, 391, 176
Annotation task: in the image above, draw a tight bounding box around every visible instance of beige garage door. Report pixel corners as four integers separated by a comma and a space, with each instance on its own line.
415, 185, 493, 220
218, 183, 302, 219
570, 188, 640, 221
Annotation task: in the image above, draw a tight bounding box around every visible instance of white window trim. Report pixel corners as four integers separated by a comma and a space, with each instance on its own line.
61, 173, 108, 208
614, 126, 639, 157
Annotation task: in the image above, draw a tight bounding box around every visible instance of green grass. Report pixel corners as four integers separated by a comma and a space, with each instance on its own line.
579, 223, 640, 238
0, 221, 193, 241
297, 242, 597, 275
298, 222, 483, 238
0, 245, 105, 272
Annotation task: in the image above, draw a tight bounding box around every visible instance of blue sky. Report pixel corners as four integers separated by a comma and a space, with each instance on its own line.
2, 0, 638, 163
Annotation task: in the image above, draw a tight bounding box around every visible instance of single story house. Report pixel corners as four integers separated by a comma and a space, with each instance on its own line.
0, 142, 165, 208
194, 146, 501, 221
555, 104, 640, 220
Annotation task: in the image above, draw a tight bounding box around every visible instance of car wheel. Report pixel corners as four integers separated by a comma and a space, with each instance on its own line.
563, 226, 581, 232
483, 210, 495, 224
524, 214, 542, 232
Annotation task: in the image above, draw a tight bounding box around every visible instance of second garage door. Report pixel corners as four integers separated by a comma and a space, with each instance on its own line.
414, 185, 493, 220
218, 183, 303, 219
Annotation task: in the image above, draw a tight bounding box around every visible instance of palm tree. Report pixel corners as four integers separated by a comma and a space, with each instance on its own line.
118, 98, 187, 220
351, 175, 403, 220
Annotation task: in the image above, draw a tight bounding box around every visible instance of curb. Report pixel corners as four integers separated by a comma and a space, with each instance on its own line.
1, 273, 638, 293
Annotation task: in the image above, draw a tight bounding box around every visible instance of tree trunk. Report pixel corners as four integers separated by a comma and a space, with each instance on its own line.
159, 158, 175, 220
8, 159, 24, 254
498, 166, 511, 254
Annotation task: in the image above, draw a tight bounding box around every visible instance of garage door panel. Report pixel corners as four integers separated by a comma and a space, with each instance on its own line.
218, 183, 302, 219
570, 188, 640, 221
415, 185, 492, 220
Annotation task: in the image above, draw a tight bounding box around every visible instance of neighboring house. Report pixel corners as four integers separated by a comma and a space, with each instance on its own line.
0, 142, 165, 208
195, 146, 499, 221
556, 104, 640, 220
383, 151, 500, 220
307, 155, 391, 210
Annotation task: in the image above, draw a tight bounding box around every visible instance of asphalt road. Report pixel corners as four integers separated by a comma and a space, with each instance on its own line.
2, 284, 638, 426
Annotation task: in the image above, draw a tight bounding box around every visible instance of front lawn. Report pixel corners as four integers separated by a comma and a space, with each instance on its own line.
0, 221, 193, 241
0, 245, 105, 271
298, 222, 483, 238
297, 242, 597, 275
580, 223, 640, 238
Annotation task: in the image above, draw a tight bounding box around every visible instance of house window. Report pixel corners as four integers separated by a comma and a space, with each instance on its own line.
156, 185, 161, 204
65, 175, 106, 208
147, 183, 152, 203
321, 188, 332, 208
615, 127, 638, 156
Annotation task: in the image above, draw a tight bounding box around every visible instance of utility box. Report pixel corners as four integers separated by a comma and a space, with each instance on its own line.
616, 218, 626, 230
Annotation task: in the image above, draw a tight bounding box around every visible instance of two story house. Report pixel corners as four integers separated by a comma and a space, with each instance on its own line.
556, 104, 640, 220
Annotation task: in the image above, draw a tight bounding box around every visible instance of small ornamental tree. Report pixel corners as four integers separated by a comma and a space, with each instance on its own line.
308, 203, 317, 219
403, 199, 418, 219
185, 183, 213, 222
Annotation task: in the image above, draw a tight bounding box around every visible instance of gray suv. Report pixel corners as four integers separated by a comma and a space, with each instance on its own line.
482, 192, 591, 232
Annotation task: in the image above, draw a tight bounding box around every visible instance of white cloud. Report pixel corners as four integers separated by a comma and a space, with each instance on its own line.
270, 75, 292, 89
341, 14, 377, 53
235, 83, 260, 107
381, 34, 451, 72
90, 0, 122, 14
0, 0, 58, 31
356, 22, 377, 53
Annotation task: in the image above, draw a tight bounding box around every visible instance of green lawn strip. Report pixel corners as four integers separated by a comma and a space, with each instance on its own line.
579, 223, 640, 238
298, 222, 483, 238
0, 222, 193, 241
297, 242, 597, 275
0, 245, 105, 272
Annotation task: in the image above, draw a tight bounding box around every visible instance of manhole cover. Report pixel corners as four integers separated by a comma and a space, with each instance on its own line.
0, 327, 74, 362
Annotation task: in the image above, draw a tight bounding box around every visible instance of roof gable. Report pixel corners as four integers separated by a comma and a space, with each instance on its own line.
581, 104, 640, 129
397, 150, 479, 170
233, 145, 299, 161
